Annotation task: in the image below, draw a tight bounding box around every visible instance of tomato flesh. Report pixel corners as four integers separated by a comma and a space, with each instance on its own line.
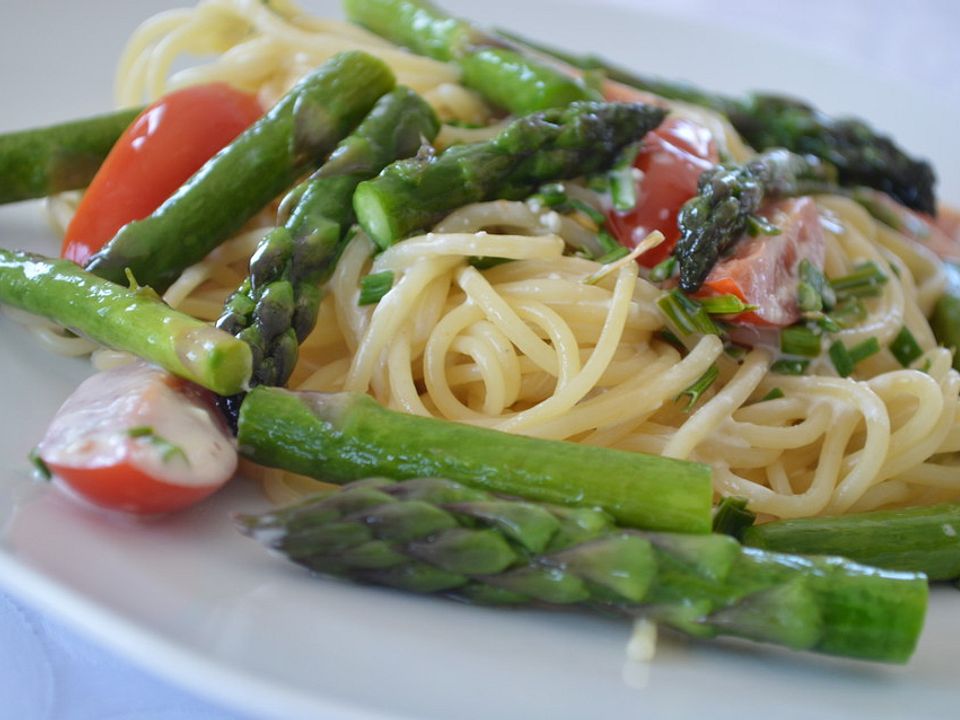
606, 116, 718, 266
62, 83, 262, 265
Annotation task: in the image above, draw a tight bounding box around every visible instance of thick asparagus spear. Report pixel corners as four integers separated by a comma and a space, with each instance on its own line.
0, 107, 142, 205
742, 503, 960, 581
217, 87, 440, 390
84, 51, 395, 293
354, 100, 665, 248
675, 149, 833, 292
343, 0, 598, 114
239, 477, 928, 663
497, 29, 937, 215
236, 387, 713, 533
0, 248, 250, 395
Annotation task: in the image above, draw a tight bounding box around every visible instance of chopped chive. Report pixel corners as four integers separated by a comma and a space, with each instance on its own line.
128, 425, 155, 438
746, 214, 781, 237
770, 359, 809, 375
849, 336, 881, 365
568, 198, 607, 227
828, 298, 867, 328
816, 314, 841, 333
649, 255, 677, 283
128, 426, 189, 465
656, 329, 686, 352
699, 294, 756, 316
724, 343, 748, 360
797, 281, 822, 313
829, 261, 888, 299
28, 448, 52, 481
798, 259, 835, 311
609, 143, 640, 212
358, 271, 395, 306
677, 364, 719, 411
760, 387, 785, 401
828, 341, 854, 377
596, 245, 630, 264
779, 325, 821, 358
657, 290, 719, 336
712, 497, 756, 539
889, 326, 924, 367
469, 256, 512, 270
534, 182, 567, 208
596, 229, 623, 256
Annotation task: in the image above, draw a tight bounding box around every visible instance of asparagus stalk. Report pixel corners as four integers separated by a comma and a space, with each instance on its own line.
0, 107, 142, 205
236, 387, 713, 533
675, 149, 834, 292
238, 477, 928, 663
84, 51, 395, 293
0, 248, 251, 395
742, 502, 960, 581
496, 29, 937, 214
343, 0, 598, 114
217, 87, 440, 390
354, 100, 665, 248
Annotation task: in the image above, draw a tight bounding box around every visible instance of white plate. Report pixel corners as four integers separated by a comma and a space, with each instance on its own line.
0, 2, 958, 718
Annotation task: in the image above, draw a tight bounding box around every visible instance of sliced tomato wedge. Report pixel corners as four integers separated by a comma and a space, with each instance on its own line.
62, 83, 262, 266
36, 363, 237, 515
698, 197, 827, 326
606, 116, 718, 267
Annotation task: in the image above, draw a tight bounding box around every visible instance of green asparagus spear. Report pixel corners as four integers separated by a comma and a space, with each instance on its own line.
238, 477, 927, 663
354, 100, 665, 248
742, 502, 960, 581
236, 386, 713, 533
343, 0, 598, 114
217, 87, 440, 390
497, 29, 937, 214
84, 51, 395, 293
0, 248, 250, 395
674, 149, 834, 292
0, 107, 142, 205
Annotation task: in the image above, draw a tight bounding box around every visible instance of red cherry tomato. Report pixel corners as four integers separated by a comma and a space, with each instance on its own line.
62, 83, 262, 265
37, 363, 237, 515
606, 116, 718, 267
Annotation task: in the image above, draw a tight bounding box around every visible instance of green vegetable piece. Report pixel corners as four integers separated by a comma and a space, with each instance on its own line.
889, 326, 924, 367
780, 325, 821, 358
354, 100, 665, 248
931, 292, 960, 372
239, 476, 928, 662
759, 387, 785, 402
236, 387, 713, 533
770, 359, 809, 376
0, 248, 251, 395
829, 261, 888, 299
0, 106, 143, 204
677, 364, 719, 411
712, 497, 757, 539
358, 271, 395, 305
657, 290, 719, 336
85, 51, 396, 293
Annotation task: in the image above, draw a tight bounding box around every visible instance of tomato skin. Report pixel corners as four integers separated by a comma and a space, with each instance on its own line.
47, 461, 222, 515
62, 83, 262, 265
606, 116, 717, 267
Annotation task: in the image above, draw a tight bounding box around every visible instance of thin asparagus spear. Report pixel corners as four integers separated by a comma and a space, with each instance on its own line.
0, 107, 142, 205
238, 477, 928, 663
496, 28, 937, 214
235, 387, 713, 533
742, 502, 960, 581
343, 0, 598, 114
354, 100, 665, 248
84, 51, 395, 293
217, 87, 440, 390
0, 248, 250, 395
675, 149, 834, 292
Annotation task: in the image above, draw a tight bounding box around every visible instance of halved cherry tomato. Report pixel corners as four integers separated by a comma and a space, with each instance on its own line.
37, 363, 237, 515
606, 116, 718, 267
62, 83, 262, 265
698, 197, 826, 326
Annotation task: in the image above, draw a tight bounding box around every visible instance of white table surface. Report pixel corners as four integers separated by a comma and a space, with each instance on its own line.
2, 1, 958, 718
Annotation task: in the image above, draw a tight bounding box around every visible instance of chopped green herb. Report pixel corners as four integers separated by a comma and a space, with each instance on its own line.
28, 448, 52, 481
699, 294, 756, 316
849, 336, 881, 365
816, 313, 841, 333
677, 364, 719, 411
760, 387, 785, 401
128, 426, 189, 465
649, 255, 677, 283
889, 326, 924, 367
712, 497, 756, 538
724, 343, 748, 360
771, 359, 810, 375
535, 182, 567, 208
779, 325, 821, 358
745, 214, 781, 237
608, 143, 640, 212
595, 229, 625, 256
656, 329, 686, 353
829, 341, 854, 377
829, 261, 888, 299
596, 245, 630, 264
828, 298, 868, 328
798, 259, 835, 311
657, 290, 719, 336
358, 270, 395, 306
568, 198, 607, 227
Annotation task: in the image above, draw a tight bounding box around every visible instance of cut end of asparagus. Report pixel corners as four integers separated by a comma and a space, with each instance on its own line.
352, 180, 401, 249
